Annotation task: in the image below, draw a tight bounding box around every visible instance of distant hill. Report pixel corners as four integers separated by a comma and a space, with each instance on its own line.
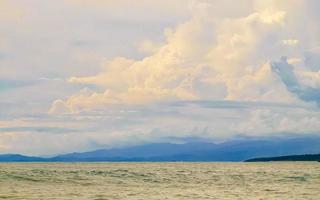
245, 154, 320, 162
0, 154, 44, 162
49, 136, 320, 162
1, 136, 320, 162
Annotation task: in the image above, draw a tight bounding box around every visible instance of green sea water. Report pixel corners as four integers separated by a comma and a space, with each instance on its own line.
0, 162, 319, 199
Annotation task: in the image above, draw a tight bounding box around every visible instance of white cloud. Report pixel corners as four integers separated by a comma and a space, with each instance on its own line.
52, 0, 308, 112
2, 100, 319, 155
235, 107, 320, 136
282, 39, 299, 46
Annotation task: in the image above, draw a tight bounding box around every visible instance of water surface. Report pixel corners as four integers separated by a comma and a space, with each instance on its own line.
0, 162, 319, 199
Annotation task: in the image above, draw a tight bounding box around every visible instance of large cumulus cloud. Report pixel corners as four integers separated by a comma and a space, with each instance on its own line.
50, 0, 320, 114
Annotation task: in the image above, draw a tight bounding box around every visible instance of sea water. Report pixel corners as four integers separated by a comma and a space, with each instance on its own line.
0, 162, 319, 199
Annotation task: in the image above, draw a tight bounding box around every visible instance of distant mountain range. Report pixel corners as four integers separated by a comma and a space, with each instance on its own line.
0, 154, 45, 162
245, 154, 320, 162
0, 136, 320, 162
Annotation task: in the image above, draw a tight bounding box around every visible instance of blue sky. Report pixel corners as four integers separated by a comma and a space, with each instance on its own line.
0, 0, 320, 155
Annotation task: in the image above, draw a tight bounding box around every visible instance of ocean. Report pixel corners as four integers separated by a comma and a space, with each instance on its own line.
0, 162, 319, 199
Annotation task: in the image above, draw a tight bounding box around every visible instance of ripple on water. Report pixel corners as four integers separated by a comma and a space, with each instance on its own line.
0, 162, 319, 200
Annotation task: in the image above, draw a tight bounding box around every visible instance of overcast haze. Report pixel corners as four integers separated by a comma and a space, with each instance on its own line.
0, 0, 320, 155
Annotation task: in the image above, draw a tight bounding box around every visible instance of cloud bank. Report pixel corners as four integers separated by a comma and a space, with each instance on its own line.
51, 0, 320, 112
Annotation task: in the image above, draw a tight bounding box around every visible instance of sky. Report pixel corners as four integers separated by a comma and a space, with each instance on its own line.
0, 0, 320, 156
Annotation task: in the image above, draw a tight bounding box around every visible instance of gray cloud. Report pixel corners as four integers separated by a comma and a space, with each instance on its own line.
304, 50, 320, 72
0, 80, 33, 92
0, 126, 77, 134
271, 57, 320, 105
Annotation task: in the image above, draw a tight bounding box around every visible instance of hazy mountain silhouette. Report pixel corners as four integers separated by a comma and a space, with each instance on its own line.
0, 154, 45, 162
0, 136, 320, 162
